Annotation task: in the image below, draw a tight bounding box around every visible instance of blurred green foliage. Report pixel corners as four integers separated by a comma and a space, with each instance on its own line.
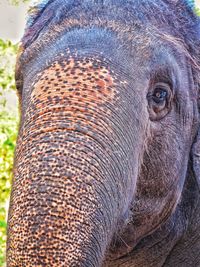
7, 0, 29, 5
0, 39, 19, 266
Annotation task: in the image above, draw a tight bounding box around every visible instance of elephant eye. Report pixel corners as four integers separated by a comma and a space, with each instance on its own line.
152, 87, 168, 104
147, 82, 172, 121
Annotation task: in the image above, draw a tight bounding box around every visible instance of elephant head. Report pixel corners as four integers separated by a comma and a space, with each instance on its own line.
7, 0, 200, 266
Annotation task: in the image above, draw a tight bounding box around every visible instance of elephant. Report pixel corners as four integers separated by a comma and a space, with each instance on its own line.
7, 0, 200, 266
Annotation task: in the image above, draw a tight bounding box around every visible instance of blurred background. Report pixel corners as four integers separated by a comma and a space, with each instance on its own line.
0, 0, 200, 266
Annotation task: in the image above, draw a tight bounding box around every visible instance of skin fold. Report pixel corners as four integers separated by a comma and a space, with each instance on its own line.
7, 0, 200, 266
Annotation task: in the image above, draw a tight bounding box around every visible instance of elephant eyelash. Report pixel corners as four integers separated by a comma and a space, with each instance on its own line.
151, 73, 173, 88
149, 63, 179, 91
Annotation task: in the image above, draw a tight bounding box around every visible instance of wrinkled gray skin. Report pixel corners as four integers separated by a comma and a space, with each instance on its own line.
7, 0, 200, 266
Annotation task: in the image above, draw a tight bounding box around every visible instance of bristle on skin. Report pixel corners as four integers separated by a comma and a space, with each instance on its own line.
25, 0, 200, 31
186, 0, 195, 8
186, 0, 200, 16
26, 0, 52, 28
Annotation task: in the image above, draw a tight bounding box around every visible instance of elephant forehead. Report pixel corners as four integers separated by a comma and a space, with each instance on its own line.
31, 57, 119, 107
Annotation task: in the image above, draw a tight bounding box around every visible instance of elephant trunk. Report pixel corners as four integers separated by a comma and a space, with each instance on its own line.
8, 130, 117, 266
7, 57, 144, 266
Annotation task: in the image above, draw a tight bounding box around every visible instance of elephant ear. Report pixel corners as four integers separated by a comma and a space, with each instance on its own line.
189, 0, 200, 190
192, 128, 200, 190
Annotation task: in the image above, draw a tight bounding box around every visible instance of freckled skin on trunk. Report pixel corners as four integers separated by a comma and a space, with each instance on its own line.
7, 57, 142, 266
